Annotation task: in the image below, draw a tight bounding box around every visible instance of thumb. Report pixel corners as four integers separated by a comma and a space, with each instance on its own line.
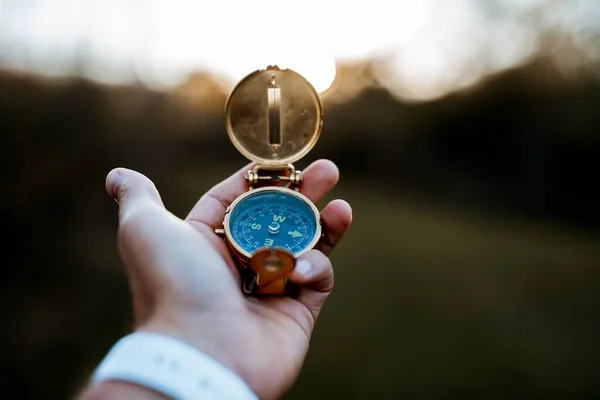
106, 167, 183, 286
105, 167, 167, 323
105, 167, 241, 319
106, 167, 165, 219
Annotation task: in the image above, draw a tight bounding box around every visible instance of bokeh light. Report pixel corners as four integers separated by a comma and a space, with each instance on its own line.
1, 0, 599, 99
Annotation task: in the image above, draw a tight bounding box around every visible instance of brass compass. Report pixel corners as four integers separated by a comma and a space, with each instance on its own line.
217, 65, 323, 296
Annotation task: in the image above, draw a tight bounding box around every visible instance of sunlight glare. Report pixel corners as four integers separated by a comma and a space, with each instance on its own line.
1, 0, 599, 100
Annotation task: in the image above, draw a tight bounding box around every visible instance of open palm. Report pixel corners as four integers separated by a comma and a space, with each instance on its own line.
107, 159, 352, 400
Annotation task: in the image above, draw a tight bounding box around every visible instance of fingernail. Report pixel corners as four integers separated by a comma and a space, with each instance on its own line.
106, 170, 123, 203
295, 259, 312, 276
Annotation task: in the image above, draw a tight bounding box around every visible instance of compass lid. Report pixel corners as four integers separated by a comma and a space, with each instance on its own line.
224, 66, 323, 165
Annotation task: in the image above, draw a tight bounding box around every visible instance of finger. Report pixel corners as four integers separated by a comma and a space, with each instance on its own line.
106, 167, 165, 220
316, 199, 353, 256
298, 159, 339, 205
287, 250, 334, 321
105, 167, 166, 321
107, 168, 241, 308
186, 159, 340, 229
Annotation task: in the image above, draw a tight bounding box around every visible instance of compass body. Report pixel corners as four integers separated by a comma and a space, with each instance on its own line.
224, 187, 321, 259
219, 65, 324, 296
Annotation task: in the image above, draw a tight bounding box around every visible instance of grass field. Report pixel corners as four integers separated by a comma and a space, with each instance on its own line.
287, 183, 600, 399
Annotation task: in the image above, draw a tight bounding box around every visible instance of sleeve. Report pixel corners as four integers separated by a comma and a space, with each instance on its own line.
92, 332, 258, 400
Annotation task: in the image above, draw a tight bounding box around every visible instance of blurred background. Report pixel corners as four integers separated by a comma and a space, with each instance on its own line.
2, 0, 600, 398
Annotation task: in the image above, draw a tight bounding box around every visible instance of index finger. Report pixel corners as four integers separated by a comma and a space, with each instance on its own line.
185, 159, 340, 230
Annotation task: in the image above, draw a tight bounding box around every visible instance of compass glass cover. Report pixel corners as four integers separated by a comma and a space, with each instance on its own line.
228, 190, 318, 255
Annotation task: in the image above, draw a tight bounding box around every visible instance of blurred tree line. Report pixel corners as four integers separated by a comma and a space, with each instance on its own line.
1, 56, 600, 399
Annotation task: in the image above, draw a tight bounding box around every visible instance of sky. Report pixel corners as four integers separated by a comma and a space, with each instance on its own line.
0, 0, 598, 100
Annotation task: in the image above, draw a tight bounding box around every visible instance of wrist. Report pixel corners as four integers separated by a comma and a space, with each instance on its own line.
139, 313, 259, 393
91, 331, 258, 400
79, 381, 169, 400
136, 308, 303, 400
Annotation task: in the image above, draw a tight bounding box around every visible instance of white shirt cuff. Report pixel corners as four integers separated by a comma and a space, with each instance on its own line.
92, 332, 258, 400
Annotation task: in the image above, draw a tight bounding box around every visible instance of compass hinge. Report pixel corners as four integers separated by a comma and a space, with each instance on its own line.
246, 164, 302, 190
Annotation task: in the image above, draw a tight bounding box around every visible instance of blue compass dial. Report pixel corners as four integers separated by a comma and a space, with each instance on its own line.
228, 190, 319, 256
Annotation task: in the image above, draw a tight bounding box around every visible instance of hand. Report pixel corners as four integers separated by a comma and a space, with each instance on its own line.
101, 160, 351, 400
